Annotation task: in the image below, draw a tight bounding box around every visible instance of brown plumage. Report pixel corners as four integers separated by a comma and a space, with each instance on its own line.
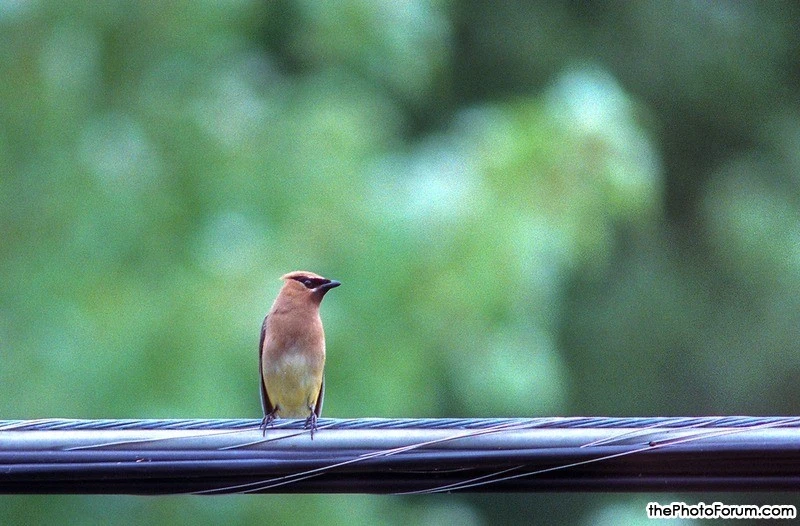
259, 271, 340, 437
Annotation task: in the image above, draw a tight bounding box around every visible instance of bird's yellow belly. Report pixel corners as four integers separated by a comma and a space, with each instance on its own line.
264, 352, 322, 418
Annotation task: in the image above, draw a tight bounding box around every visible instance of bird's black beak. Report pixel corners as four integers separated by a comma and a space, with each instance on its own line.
316, 280, 341, 295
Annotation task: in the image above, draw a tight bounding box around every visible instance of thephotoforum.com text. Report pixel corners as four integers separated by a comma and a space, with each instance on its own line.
647, 502, 796, 520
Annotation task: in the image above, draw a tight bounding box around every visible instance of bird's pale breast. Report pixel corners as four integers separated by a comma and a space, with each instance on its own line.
263, 347, 324, 417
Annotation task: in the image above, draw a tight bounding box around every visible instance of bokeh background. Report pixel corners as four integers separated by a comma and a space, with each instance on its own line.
2, 1, 800, 524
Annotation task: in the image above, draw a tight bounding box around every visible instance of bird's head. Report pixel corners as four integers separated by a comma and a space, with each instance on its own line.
279, 270, 341, 305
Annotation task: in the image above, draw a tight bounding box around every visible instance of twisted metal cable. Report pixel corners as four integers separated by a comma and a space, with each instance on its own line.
2, 416, 800, 494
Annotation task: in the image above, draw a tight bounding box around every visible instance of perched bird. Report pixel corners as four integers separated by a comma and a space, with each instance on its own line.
259, 271, 340, 437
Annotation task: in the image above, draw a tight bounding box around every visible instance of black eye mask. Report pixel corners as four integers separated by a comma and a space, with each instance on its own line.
292, 276, 328, 290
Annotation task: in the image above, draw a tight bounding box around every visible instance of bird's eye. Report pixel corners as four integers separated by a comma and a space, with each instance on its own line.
302, 278, 314, 288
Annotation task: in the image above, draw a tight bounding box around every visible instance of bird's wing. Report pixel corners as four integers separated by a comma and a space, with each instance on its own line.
314, 375, 324, 417
259, 314, 274, 417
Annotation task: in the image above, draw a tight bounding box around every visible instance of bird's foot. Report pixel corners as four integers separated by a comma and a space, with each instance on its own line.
304, 412, 318, 439
260, 412, 277, 436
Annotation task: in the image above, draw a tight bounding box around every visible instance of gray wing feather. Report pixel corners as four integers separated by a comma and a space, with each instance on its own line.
259, 315, 273, 417
314, 376, 324, 417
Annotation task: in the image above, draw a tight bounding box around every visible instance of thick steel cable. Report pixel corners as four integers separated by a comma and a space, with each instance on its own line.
2, 416, 800, 494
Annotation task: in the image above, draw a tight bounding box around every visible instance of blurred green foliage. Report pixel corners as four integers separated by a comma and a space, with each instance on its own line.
2, 1, 799, 524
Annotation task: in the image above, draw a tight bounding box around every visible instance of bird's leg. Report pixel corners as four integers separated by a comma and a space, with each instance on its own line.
260, 407, 279, 436
304, 411, 318, 439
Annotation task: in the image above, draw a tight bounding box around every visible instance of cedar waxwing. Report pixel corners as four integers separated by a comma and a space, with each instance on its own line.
259, 271, 340, 436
